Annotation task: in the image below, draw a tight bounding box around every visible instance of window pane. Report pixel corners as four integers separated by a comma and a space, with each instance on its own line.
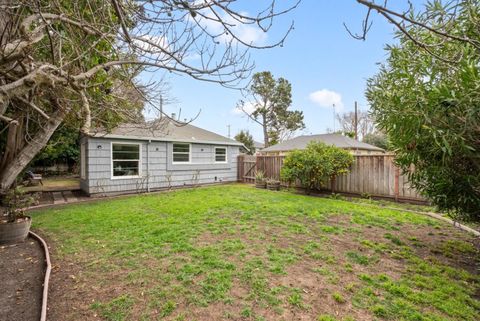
173, 153, 189, 162
215, 148, 226, 162
112, 144, 139, 160
173, 143, 190, 153
113, 160, 139, 176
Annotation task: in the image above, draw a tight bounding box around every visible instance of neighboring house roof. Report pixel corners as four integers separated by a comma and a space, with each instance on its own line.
90, 119, 243, 146
260, 134, 384, 153
253, 141, 265, 149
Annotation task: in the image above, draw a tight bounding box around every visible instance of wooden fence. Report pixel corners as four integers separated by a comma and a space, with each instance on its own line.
237, 154, 425, 202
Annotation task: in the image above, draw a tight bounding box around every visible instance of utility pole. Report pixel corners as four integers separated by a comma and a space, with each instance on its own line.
354, 101, 358, 140
227, 124, 231, 138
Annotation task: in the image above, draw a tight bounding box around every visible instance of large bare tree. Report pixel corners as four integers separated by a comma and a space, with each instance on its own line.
0, 0, 299, 193
336, 110, 375, 140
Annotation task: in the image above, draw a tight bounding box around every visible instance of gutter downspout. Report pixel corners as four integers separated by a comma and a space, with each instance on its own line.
147, 140, 151, 192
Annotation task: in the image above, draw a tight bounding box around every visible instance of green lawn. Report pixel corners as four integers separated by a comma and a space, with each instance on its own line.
31, 184, 479, 321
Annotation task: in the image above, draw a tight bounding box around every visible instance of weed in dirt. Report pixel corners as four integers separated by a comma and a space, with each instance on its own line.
240, 307, 253, 318
332, 292, 346, 303
346, 251, 376, 266
384, 233, 403, 246
287, 290, 304, 308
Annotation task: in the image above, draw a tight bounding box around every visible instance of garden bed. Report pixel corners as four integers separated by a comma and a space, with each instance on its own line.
0, 236, 44, 321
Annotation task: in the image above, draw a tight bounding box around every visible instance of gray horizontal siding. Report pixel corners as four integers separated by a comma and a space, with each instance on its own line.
81, 137, 239, 195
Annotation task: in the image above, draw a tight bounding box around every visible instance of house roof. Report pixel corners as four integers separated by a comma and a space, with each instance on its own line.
90, 119, 243, 146
253, 141, 265, 149
260, 134, 384, 152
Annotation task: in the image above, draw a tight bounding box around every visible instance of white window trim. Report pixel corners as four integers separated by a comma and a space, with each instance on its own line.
214, 146, 228, 163
172, 142, 191, 164
110, 142, 142, 180
80, 143, 86, 179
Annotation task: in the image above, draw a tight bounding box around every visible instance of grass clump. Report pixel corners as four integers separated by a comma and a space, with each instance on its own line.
91, 295, 134, 321
332, 292, 346, 304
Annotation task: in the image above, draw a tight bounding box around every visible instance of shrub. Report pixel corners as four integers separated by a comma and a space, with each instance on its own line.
255, 170, 265, 182
280, 142, 353, 192
2, 188, 39, 222
366, 2, 480, 220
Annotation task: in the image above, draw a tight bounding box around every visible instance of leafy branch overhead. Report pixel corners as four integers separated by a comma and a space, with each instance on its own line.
353, 0, 480, 64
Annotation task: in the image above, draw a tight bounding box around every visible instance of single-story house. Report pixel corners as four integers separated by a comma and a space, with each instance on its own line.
259, 133, 384, 156
79, 119, 243, 196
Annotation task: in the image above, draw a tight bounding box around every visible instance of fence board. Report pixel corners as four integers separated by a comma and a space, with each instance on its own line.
238, 154, 425, 202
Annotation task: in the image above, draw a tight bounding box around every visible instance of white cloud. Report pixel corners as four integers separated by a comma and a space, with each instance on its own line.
308, 89, 344, 111
231, 101, 256, 115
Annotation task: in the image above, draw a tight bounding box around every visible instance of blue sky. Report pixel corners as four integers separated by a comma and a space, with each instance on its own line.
142, 1, 420, 142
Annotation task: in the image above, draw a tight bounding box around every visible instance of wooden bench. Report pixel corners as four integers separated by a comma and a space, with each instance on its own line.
26, 171, 43, 186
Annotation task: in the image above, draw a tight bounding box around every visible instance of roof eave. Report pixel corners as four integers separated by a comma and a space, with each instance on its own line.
89, 133, 244, 146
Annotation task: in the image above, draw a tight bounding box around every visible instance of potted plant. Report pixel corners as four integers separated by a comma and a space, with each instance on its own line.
266, 178, 281, 191
255, 171, 266, 189
0, 188, 38, 245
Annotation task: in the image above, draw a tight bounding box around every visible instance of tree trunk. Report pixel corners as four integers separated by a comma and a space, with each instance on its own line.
0, 121, 19, 170
0, 108, 68, 193
262, 113, 269, 148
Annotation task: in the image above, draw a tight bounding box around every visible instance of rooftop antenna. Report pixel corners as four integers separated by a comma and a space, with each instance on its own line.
332, 103, 336, 132
159, 95, 163, 114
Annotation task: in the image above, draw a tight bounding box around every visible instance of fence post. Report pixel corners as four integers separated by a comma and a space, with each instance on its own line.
237, 155, 244, 182
394, 166, 400, 202
256, 155, 261, 177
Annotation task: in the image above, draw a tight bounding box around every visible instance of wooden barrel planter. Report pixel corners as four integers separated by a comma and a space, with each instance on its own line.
0, 216, 32, 245
266, 181, 280, 191
255, 180, 266, 189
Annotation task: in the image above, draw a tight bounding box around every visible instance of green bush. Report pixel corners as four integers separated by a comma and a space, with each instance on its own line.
366, 2, 480, 221
280, 142, 353, 192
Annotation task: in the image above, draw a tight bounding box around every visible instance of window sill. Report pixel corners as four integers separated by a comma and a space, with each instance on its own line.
111, 175, 142, 180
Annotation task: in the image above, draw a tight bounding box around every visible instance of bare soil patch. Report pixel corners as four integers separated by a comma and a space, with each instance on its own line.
0, 236, 44, 321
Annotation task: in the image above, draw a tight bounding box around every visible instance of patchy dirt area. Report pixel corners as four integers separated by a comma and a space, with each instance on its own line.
0, 237, 44, 321
42, 217, 480, 321
28, 185, 480, 321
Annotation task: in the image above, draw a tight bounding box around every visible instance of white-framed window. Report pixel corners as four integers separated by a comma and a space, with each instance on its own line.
111, 143, 141, 178
215, 147, 227, 163
80, 143, 86, 179
172, 143, 190, 163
